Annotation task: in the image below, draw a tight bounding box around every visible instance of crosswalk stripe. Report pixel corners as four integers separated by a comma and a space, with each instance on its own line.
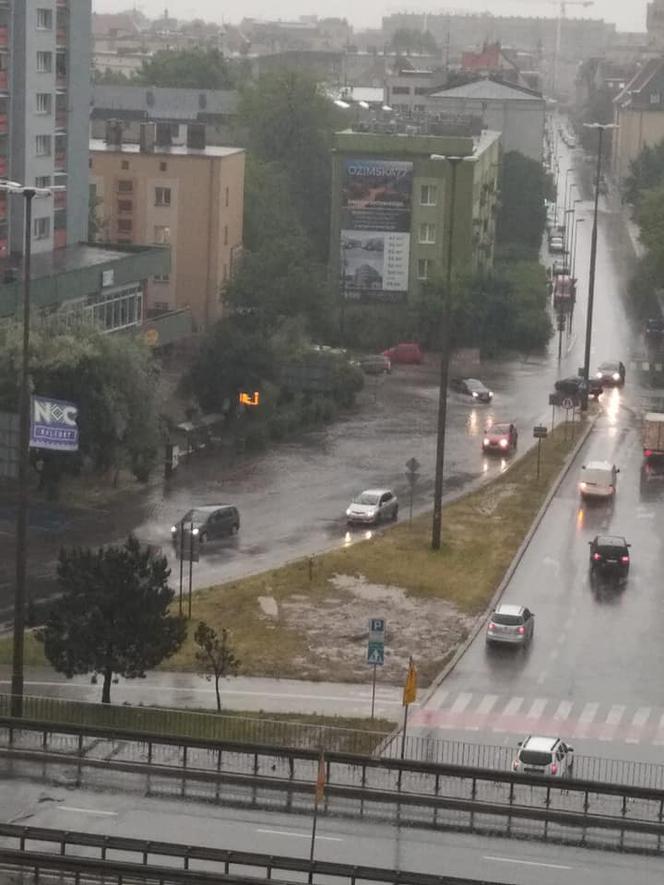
598, 704, 625, 741
626, 707, 652, 744
492, 696, 523, 733
553, 700, 573, 721
526, 698, 548, 719
476, 694, 498, 716
653, 713, 664, 746
572, 702, 599, 737
450, 692, 473, 714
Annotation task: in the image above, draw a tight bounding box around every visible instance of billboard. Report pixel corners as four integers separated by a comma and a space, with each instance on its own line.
29, 396, 79, 452
340, 159, 412, 301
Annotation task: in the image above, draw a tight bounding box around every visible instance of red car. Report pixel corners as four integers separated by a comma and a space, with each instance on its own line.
482, 422, 518, 454
382, 342, 423, 365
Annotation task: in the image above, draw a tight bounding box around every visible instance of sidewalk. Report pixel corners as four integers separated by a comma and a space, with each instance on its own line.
0, 666, 410, 719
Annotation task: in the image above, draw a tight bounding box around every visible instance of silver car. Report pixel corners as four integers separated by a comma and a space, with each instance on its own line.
486, 603, 534, 647
346, 489, 398, 525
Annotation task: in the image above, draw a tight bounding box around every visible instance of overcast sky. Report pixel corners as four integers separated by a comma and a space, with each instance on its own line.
94, 0, 647, 35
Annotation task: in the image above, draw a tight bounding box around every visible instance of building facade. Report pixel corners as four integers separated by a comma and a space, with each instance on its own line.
0, 0, 91, 259
90, 123, 245, 328
329, 128, 501, 305
612, 58, 664, 181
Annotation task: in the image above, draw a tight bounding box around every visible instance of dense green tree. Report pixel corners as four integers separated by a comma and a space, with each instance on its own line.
496, 151, 551, 256
132, 48, 235, 89
239, 70, 342, 259
0, 324, 161, 490
636, 182, 664, 263
38, 536, 186, 704
194, 622, 240, 713
623, 140, 664, 208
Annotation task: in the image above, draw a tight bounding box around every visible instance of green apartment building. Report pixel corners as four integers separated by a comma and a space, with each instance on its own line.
330, 128, 501, 304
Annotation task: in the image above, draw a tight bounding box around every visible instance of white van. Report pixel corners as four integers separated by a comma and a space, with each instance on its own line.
579, 461, 619, 500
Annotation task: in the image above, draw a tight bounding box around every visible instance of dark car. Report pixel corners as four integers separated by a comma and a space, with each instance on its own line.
555, 376, 603, 400
482, 422, 518, 454
589, 535, 631, 579
595, 361, 625, 387
450, 377, 494, 403
171, 505, 240, 544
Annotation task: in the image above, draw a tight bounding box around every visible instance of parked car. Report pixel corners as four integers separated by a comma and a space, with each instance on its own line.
579, 461, 619, 500
486, 604, 534, 647
513, 736, 574, 777
595, 360, 625, 386
554, 376, 603, 400
589, 535, 631, 579
346, 489, 398, 525
645, 317, 664, 339
450, 377, 494, 403
358, 354, 391, 375
552, 259, 570, 277
171, 505, 240, 543
382, 342, 423, 365
482, 422, 518, 454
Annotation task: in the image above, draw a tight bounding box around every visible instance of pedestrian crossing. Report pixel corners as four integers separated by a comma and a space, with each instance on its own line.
411, 691, 664, 747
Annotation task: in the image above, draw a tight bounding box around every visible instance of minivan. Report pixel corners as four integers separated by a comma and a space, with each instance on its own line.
579, 461, 619, 500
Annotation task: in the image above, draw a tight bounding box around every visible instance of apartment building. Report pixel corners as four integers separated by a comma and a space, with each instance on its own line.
90, 122, 245, 328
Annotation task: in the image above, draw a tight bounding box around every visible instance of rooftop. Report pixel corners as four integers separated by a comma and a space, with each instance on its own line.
91, 84, 239, 121
90, 139, 244, 158
431, 78, 544, 101
20, 243, 154, 281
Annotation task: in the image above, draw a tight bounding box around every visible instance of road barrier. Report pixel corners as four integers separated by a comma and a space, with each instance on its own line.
1, 715, 663, 854
0, 825, 509, 885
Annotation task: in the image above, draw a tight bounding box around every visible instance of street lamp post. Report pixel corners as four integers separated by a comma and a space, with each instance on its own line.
429, 154, 474, 551
580, 123, 618, 411
1, 180, 58, 716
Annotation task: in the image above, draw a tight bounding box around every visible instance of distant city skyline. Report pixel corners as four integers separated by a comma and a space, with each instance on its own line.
93, 0, 647, 35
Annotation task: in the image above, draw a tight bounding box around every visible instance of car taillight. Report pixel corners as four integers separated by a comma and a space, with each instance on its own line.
488, 622, 495, 631
579, 481, 587, 490
512, 760, 519, 771
593, 552, 601, 560
550, 763, 558, 775
517, 625, 525, 635
621, 555, 630, 564
645, 450, 653, 458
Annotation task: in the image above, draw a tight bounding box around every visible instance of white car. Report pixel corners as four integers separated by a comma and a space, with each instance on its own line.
346, 489, 398, 525
579, 461, 619, 500
513, 736, 574, 777
549, 237, 565, 254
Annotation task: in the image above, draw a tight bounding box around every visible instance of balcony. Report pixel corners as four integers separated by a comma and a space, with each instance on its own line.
56, 29, 67, 47
54, 229, 67, 250
0, 198, 6, 220
55, 111, 66, 130
0, 70, 7, 92
0, 113, 7, 134
0, 237, 7, 258
54, 191, 66, 210
55, 151, 66, 171
0, 26, 7, 46
0, 157, 6, 177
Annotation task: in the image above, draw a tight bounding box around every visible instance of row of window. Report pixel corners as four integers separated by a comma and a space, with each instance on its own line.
113, 179, 231, 209
37, 51, 67, 77
390, 86, 431, 96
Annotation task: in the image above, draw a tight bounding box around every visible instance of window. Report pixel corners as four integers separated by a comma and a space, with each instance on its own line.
146, 90, 155, 107
56, 52, 67, 79
35, 134, 51, 156
419, 223, 436, 244
117, 199, 132, 213
121, 160, 129, 170
417, 258, 433, 280
199, 92, 207, 109
155, 186, 171, 207
420, 184, 437, 206
36, 93, 51, 114
117, 179, 133, 193
153, 275, 170, 284
37, 8, 53, 29
414, 86, 429, 95
35, 175, 51, 188
33, 217, 50, 239
159, 161, 167, 172
36, 51, 52, 73
117, 219, 132, 233
224, 225, 228, 245
391, 86, 410, 95
225, 186, 229, 207
153, 225, 170, 244
650, 92, 661, 105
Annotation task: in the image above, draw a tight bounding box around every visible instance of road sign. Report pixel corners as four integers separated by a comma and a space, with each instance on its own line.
533, 425, 548, 439
369, 618, 385, 638
405, 457, 420, 474
561, 397, 575, 410
367, 641, 385, 666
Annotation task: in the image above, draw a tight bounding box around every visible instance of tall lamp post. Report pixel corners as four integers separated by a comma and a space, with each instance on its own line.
580, 123, 618, 411
429, 153, 475, 551
1, 180, 58, 717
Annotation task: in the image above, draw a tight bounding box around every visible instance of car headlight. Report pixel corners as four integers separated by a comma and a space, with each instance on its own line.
170, 525, 177, 534
192, 527, 199, 536
596, 372, 602, 378
612, 372, 620, 381
488, 391, 494, 398
483, 437, 490, 446
499, 438, 508, 448
346, 508, 352, 517
472, 391, 478, 398
580, 481, 587, 490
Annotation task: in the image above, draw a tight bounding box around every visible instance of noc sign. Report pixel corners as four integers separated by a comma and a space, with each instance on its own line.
29, 395, 79, 452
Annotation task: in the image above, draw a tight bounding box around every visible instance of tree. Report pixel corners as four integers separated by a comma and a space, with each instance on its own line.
239, 71, 342, 259
38, 536, 186, 704
636, 182, 664, 265
194, 622, 240, 713
133, 48, 235, 89
623, 140, 664, 208
496, 151, 551, 256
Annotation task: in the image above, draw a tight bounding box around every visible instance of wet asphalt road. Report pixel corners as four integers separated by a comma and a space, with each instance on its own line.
412, 130, 664, 764
1, 778, 662, 884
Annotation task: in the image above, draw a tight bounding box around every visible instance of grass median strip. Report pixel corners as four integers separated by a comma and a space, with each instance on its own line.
0, 422, 581, 689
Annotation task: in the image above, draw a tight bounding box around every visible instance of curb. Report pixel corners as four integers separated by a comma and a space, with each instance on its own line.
416, 413, 597, 711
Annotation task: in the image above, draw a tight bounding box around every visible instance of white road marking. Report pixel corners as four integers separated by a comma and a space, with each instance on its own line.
598, 704, 625, 741
572, 702, 599, 737
526, 698, 548, 719
257, 828, 342, 842
626, 707, 651, 743
653, 713, 664, 746
57, 806, 118, 817
492, 697, 523, 732
476, 695, 499, 716
553, 700, 573, 721
450, 692, 473, 714
483, 855, 572, 871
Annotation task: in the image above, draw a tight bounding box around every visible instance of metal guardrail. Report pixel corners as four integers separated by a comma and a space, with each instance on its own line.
1, 716, 664, 854
0, 825, 506, 885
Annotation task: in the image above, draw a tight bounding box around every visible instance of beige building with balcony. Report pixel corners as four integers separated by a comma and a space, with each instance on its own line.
89, 122, 245, 328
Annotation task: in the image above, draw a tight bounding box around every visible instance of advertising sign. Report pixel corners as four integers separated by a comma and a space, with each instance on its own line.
29, 396, 79, 452
340, 159, 412, 300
